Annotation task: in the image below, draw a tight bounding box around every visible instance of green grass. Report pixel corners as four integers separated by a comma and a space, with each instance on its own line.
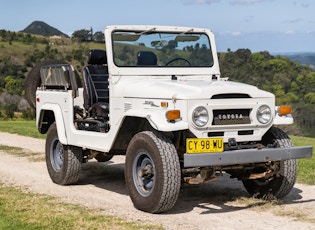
0, 120, 45, 139
291, 136, 315, 185
0, 183, 162, 230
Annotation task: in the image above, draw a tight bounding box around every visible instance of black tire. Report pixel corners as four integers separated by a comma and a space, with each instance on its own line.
45, 123, 82, 185
125, 131, 181, 213
24, 59, 82, 109
242, 127, 297, 199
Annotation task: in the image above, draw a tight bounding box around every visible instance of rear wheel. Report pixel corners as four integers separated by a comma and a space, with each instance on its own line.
242, 127, 297, 199
45, 123, 82, 185
125, 131, 181, 213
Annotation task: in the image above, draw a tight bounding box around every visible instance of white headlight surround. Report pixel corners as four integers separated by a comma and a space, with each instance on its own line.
192, 106, 209, 127
257, 105, 272, 124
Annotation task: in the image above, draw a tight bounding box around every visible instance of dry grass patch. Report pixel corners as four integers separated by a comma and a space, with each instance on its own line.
0, 145, 45, 162
230, 196, 315, 224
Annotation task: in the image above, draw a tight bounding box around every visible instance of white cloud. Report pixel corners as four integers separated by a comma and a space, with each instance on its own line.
285, 30, 295, 35
220, 31, 242, 36
231, 0, 269, 4
182, 0, 271, 5
231, 31, 241, 36
283, 18, 303, 24
181, 0, 220, 4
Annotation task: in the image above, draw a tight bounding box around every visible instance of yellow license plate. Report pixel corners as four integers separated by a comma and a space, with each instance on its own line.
186, 138, 224, 154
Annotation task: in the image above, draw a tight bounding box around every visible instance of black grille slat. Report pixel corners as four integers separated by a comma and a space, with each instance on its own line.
211, 94, 250, 99
212, 109, 251, 125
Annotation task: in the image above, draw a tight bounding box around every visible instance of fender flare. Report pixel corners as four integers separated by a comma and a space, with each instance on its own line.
273, 114, 294, 125
38, 103, 68, 145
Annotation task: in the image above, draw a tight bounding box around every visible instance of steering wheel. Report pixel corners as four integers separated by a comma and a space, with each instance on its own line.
165, 57, 191, 66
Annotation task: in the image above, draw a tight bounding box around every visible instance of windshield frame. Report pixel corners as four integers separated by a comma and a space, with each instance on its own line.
104, 25, 220, 77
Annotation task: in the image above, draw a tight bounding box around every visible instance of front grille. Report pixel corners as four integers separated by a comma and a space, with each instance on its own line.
212, 109, 251, 125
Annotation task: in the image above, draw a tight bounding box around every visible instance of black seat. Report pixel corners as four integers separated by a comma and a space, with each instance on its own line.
82, 49, 109, 118
137, 51, 157, 66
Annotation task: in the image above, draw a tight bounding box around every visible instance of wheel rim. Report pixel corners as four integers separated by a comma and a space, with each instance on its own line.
50, 137, 64, 172
132, 151, 156, 197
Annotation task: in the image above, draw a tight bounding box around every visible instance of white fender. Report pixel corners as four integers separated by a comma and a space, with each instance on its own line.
273, 113, 294, 125
39, 103, 68, 144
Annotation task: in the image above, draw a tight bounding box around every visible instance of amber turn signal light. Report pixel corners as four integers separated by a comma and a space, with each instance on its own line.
278, 105, 291, 115
166, 110, 180, 121
161, 102, 168, 108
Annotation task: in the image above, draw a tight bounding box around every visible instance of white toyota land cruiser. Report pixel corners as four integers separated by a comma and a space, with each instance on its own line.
32, 25, 312, 213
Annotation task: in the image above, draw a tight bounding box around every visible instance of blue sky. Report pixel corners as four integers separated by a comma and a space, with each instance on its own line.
1, 0, 314, 53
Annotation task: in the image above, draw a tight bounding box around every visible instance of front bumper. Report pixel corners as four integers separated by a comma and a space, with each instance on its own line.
184, 146, 313, 167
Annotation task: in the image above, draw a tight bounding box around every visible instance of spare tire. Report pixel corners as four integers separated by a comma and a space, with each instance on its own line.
24, 60, 82, 109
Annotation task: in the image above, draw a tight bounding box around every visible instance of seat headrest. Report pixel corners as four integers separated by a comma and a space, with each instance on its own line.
88, 49, 107, 65
137, 51, 157, 66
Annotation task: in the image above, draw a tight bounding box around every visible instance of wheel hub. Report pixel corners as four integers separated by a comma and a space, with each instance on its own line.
133, 152, 156, 197
50, 138, 64, 172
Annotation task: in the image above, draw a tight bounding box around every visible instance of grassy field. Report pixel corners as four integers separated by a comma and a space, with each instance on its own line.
0, 39, 105, 67
0, 183, 161, 230
290, 135, 315, 184
0, 120, 45, 139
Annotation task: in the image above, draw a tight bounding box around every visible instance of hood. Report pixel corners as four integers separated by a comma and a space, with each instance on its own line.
123, 78, 274, 100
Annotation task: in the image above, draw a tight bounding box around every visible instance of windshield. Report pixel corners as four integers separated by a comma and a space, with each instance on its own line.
112, 29, 214, 67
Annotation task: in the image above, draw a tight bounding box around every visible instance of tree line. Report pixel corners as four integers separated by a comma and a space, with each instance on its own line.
0, 28, 104, 44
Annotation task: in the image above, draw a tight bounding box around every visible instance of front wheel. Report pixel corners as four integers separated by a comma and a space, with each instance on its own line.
242, 127, 297, 199
125, 131, 181, 213
45, 123, 82, 185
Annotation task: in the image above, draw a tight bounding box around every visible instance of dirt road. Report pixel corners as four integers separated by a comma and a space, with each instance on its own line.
0, 131, 314, 230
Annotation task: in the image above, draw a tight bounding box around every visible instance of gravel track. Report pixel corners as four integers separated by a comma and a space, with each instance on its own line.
0, 131, 314, 230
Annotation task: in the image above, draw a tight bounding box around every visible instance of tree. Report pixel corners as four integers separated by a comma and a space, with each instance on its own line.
71, 29, 91, 42
93, 31, 105, 43
5, 76, 23, 95
304, 92, 315, 104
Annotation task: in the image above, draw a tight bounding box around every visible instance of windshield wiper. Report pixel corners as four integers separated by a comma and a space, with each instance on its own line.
182, 28, 194, 34
139, 27, 156, 35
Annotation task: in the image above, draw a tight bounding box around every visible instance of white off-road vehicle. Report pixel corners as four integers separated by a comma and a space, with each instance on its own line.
28, 25, 312, 213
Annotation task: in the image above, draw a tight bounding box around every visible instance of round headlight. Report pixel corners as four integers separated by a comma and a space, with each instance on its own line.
257, 105, 272, 124
192, 106, 209, 127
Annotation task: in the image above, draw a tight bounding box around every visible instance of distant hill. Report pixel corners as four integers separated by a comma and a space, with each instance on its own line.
21, 21, 69, 38
275, 52, 315, 70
